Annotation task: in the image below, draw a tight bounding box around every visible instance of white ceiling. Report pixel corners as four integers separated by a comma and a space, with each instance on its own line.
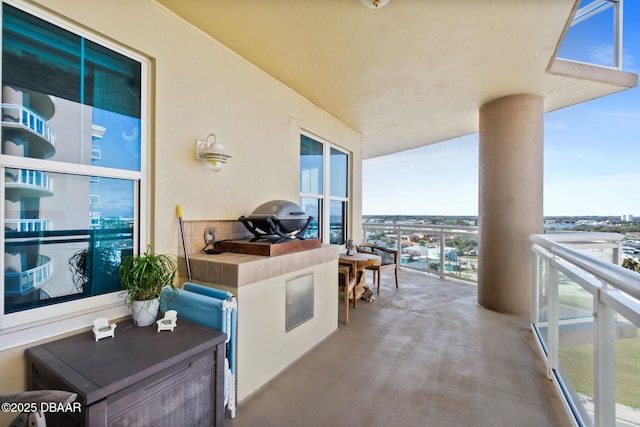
156, 0, 637, 159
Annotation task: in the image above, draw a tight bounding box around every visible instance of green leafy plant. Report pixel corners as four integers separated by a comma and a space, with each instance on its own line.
622, 257, 640, 273
119, 245, 178, 305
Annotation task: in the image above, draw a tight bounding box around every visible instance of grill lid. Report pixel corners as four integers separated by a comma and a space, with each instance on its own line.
239, 200, 313, 243
248, 200, 306, 220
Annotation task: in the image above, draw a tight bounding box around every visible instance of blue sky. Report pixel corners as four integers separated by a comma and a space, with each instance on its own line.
363, 1, 639, 217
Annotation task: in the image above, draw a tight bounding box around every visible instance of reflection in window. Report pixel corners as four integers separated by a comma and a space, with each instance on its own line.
330, 148, 348, 198
2, 4, 142, 316
300, 134, 323, 195
300, 197, 320, 239
2, 4, 141, 169
4, 173, 134, 314
330, 200, 346, 245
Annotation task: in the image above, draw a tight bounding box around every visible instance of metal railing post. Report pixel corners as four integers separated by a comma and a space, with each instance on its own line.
614, 0, 623, 70
594, 288, 616, 427
531, 250, 540, 325
613, 239, 622, 266
439, 229, 445, 279
547, 259, 559, 380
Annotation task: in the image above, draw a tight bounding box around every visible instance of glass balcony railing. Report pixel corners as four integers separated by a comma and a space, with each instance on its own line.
362, 222, 479, 284
531, 232, 640, 427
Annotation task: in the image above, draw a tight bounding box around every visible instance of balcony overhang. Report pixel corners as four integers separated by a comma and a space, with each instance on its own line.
157, 0, 638, 159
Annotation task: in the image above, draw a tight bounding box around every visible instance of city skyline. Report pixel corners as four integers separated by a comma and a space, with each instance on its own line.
363, 1, 640, 217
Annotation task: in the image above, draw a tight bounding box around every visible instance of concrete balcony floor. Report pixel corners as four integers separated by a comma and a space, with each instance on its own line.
227, 269, 571, 427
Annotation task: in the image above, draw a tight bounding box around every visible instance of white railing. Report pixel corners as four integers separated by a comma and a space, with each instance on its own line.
362, 222, 479, 283
1, 103, 56, 146
7, 169, 54, 193
530, 232, 640, 427
4, 255, 54, 294
4, 218, 53, 232
565, 0, 624, 70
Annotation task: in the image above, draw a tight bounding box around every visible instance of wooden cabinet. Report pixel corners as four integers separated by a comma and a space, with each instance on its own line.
25, 319, 226, 427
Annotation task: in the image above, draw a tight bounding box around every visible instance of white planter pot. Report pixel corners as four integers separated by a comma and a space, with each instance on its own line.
131, 298, 160, 327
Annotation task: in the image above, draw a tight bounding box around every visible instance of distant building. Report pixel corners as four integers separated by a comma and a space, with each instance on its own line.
621, 214, 634, 222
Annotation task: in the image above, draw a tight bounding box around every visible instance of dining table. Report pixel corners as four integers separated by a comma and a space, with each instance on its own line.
338, 251, 381, 302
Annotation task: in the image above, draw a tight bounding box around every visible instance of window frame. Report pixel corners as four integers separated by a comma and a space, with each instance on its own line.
299, 130, 349, 245
0, 0, 149, 349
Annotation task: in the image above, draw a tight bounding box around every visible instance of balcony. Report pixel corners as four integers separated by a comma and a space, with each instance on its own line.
5, 169, 54, 197
4, 254, 53, 295
1, 103, 55, 159
225, 228, 640, 427
226, 268, 571, 427
531, 232, 640, 426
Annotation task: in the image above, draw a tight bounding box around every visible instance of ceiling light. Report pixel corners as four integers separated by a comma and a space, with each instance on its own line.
359, 0, 390, 9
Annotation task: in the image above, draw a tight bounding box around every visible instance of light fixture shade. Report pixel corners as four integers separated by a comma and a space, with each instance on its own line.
359, 0, 390, 9
195, 134, 231, 172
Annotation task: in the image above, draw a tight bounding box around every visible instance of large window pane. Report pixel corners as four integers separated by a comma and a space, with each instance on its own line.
330, 147, 347, 198
300, 197, 320, 240
330, 200, 346, 245
300, 134, 323, 194
2, 4, 142, 318
4, 172, 134, 314
2, 4, 141, 171
300, 134, 349, 244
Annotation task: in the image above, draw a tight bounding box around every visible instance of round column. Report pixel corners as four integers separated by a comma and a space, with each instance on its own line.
478, 94, 544, 315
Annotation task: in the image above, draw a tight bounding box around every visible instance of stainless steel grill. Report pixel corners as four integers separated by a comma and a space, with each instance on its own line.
239, 200, 313, 243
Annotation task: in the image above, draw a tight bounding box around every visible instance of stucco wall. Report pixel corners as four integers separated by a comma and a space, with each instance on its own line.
21, 0, 362, 253
0, 0, 362, 417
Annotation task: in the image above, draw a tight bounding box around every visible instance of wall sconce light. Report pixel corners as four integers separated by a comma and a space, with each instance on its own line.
195, 133, 231, 172
359, 0, 390, 8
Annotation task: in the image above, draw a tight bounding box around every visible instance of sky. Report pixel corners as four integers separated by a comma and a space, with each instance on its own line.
363, 1, 640, 217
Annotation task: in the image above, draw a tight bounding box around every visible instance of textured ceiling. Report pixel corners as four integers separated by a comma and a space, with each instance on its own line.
156, 0, 637, 159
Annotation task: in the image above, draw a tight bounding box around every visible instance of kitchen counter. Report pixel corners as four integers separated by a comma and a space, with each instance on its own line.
179, 244, 339, 288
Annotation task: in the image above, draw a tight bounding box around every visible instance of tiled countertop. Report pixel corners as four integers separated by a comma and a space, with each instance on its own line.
178, 244, 339, 288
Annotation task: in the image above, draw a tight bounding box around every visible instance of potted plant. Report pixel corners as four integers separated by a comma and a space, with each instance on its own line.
119, 245, 178, 326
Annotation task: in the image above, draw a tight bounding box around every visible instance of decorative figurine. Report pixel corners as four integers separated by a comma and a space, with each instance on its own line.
92, 318, 116, 341
156, 310, 178, 332
345, 239, 354, 256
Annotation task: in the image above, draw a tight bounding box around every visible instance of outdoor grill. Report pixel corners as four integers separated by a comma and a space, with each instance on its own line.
239, 200, 313, 243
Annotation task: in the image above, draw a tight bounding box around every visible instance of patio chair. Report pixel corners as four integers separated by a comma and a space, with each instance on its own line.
338, 266, 360, 324
356, 243, 399, 294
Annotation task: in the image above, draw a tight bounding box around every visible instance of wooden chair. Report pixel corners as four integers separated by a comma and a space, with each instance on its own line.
356, 243, 399, 294
338, 266, 361, 324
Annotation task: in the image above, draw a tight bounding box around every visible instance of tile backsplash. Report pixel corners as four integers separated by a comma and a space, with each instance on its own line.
178, 220, 250, 256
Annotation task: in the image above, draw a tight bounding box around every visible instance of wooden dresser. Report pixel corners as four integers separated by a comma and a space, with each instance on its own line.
25, 319, 226, 427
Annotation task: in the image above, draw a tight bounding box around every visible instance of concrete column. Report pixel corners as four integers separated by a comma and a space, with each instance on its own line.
478, 94, 544, 315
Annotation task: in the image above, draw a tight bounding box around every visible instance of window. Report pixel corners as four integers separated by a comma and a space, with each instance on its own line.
1, 3, 146, 329
300, 133, 349, 244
